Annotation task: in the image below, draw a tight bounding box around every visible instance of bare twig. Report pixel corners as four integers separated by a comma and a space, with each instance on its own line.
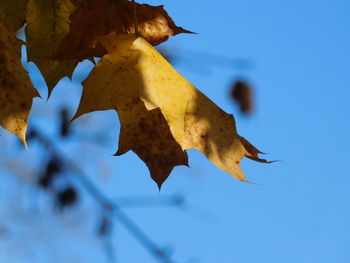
113, 195, 184, 208
30, 126, 175, 263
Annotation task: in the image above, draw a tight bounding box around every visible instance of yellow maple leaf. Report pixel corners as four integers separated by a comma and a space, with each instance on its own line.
25, 0, 78, 95
74, 34, 269, 187
0, 10, 38, 146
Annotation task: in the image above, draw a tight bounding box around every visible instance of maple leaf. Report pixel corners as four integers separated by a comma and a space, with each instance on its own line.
25, 0, 78, 95
55, 0, 192, 61
0, 10, 38, 146
0, 0, 27, 32
74, 34, 269, 188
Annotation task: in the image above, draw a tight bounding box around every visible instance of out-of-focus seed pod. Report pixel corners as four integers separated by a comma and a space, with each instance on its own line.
230, 80, 254, 115
56, 186, 78, 208
38, 157, 61, 189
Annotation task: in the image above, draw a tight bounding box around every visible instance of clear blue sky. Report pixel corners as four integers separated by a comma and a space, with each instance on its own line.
1, 0, 350, 262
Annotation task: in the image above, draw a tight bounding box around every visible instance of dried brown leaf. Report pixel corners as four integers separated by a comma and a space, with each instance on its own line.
0, 10, 38, 146
56, 0, 192, 60
0, 0, 27, 32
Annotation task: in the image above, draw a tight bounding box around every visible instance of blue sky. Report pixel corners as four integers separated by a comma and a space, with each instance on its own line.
1, 0, 350, 262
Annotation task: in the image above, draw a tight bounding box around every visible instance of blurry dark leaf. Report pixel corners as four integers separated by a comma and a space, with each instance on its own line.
230, 80, 254, 114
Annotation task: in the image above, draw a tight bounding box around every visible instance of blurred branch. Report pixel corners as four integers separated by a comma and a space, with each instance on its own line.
29, 125, 177, 263
72, 132, 114, 146
159, 47, 255, 70
113, 195, 184, 208
1, 160, 37, 184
